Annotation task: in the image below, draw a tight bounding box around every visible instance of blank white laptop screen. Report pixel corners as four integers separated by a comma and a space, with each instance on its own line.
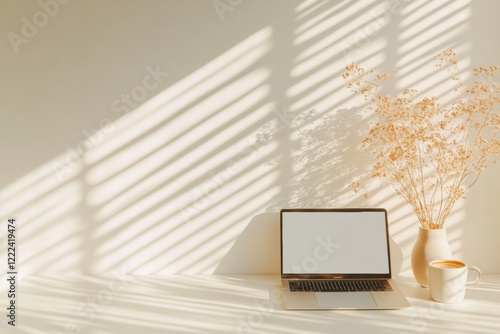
282, 211, 390, 275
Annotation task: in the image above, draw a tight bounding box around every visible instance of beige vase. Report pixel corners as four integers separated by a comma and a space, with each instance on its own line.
411, 226, 452, 287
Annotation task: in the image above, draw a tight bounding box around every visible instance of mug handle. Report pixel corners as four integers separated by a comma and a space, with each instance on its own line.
467, 266, 482, 285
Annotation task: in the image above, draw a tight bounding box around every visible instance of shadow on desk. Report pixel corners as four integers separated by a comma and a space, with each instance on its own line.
396, 274, 500, 302
396, 276, 433, 301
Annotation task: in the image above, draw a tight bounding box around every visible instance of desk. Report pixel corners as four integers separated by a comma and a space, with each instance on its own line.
5, 275, 500, 334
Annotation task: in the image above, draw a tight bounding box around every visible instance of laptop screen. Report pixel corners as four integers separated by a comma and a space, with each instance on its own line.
281, 209, 391, 277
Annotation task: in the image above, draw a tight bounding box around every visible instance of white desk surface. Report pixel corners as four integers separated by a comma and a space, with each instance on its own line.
4, 274, 500, 334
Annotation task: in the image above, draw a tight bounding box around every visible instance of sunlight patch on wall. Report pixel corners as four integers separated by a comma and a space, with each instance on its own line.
295, 0, 374, 46
289, 0, 396, 114
1, 160, 81, 218
281, 0, 473, 276
0, 26, 276, 275
0, 166, 85, 275
85, 28, 276, 274
86, 70, 270, 207
295, 0, 348, 20
397, 0, 471, 103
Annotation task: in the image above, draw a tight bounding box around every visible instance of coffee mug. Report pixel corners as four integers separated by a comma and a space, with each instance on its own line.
428, 260, 481, 303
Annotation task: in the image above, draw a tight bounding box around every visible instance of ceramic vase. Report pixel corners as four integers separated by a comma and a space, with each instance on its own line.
411, 226, 452, 287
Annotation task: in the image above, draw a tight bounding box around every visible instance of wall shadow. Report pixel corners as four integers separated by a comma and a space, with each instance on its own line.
214, 212, 280, 275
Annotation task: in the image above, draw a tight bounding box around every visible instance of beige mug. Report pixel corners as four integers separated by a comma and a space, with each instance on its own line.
428, 259, 481, 303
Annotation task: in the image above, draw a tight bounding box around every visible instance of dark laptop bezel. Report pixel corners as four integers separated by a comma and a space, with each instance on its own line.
280, 208, 392, 280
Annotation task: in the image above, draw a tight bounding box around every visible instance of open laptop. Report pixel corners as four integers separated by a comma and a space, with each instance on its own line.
281, 208, 410, 309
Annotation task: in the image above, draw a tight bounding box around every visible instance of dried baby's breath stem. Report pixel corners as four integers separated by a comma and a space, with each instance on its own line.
343, 50, 500, 229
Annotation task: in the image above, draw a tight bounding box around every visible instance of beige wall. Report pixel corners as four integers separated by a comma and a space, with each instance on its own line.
1, 0, 499, 275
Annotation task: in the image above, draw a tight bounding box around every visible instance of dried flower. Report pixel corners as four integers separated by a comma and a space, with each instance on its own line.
343, 50, 500, 229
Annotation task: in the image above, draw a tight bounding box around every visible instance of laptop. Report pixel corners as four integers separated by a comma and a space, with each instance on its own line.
280, 208, 410, 309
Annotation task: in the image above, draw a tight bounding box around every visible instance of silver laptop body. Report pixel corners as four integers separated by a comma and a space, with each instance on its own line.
281, 208, 410, 310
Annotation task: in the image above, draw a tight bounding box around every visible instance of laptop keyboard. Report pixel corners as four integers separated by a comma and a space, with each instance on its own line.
289, 280, 393, 292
